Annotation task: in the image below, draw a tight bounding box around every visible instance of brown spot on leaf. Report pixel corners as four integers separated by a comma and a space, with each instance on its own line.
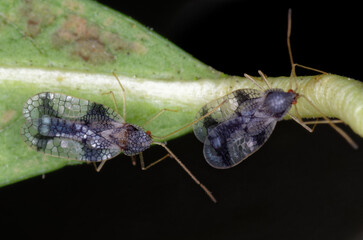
75, 38, 115, 63
1, 110, 16, 124
19, 0, 55, 38
52, 14, 148, 64
52, 15, 115, 64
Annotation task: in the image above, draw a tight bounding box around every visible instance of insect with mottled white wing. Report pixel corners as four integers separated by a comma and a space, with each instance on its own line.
21, 92, 150, 162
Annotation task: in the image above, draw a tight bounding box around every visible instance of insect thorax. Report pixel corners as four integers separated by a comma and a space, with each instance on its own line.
118, 124, 153, 156
260, 89, 296, 120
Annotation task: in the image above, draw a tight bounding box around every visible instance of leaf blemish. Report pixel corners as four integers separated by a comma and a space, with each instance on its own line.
51, 15, 147, 64
51, 15, 114, 64
1, 110, 16, 125
19, 0, 55, 38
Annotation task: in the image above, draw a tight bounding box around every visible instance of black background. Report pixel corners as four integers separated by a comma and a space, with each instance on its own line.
2, 1, 363, 239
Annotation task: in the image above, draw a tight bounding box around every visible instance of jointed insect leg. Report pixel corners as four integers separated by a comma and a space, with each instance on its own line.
299, 95, 358, 149
93, 160, 107, 172
139, 151, 171, 170
244, 73, 265, 91
152, 99, 227, 140
142, 108, 178, 128
303, 119, 344, 125
131, 155, 137, 166
102, 90, 121, 115
287, 112, 313, 133
153, 141, 217, 203
112, 72, 127, 120
244, 71, 274, 91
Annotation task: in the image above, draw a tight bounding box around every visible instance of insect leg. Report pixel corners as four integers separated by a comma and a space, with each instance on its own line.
154, 142, 217, 203
112, 72, 127, 121
257, 70, 272, 89
102, 91, 121, 115
244, 73, 266, 91
303, 119, 344, 125
131, 155, 137, 166
140, 151, 170, 170
142, 108, 178, 128
287, 112, 313, 132
286, 10, 357, 148
93, 160, 108, 172
299, 95, 358, 149
152, 99, 227, 140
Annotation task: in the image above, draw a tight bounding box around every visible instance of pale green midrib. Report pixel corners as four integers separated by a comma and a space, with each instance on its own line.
1, 66, 363, 138
0, 66, 249, 106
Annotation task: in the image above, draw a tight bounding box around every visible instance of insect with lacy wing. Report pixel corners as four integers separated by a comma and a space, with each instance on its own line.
193, 9, 357, 169
21, 91, 220, 202
193, 83, 299, 169
21, 92, 150, 162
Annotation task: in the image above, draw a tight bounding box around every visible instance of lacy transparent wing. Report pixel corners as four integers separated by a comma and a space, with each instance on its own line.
22, 92, 124, 123
203, 116, 277, 169
193, 89, 262, 143
21, 92, 124, 162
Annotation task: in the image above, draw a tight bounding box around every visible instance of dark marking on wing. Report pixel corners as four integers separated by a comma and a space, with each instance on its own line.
38, 92, 60, 118
21, 92, 124, 161
203, 116, 276, 169
193, 89, 262, 143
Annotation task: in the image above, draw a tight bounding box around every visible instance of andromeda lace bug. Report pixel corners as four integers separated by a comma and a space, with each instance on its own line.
192, 9, 357, 169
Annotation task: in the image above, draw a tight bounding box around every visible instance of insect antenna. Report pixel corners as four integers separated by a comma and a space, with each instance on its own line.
286, 9, 358, 148
153, 142, 217, 203
287, 9, 297, 91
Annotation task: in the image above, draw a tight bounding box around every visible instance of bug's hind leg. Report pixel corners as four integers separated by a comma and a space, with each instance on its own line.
138, 151, 170, 170
93, 160, 107, 172
153, 142, 217, 203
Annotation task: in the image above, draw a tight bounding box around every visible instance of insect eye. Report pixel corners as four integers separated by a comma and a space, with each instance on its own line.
288, 89, 295, 93
146, 130, 152, 136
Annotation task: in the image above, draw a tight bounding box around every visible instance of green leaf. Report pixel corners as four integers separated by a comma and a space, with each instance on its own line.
0, 0, 363, 187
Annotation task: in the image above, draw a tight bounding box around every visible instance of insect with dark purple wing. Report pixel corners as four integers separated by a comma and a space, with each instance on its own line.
193, 10, 357, 169
193, 73, 303, 169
